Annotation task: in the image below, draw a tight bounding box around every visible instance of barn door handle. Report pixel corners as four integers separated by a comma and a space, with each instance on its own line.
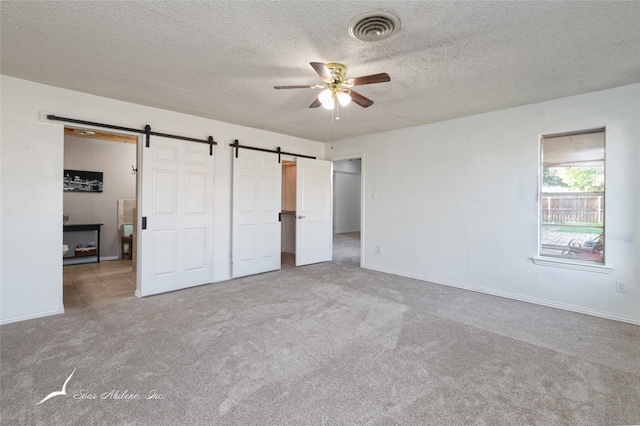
297, 215, 306, 219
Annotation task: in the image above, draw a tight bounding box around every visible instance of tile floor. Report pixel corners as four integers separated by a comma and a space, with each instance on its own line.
63, 260, 136, 309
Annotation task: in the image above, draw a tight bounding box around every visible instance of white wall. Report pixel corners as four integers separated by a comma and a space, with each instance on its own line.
1, 115, 64, 322
64, 136, 136, 258
0, 75, 324, 324
326, 84, 640, 325
334, 159, 361, 233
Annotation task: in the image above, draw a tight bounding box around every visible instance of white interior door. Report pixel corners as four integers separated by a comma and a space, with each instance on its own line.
296, 157, 332, 266
139, 137, 214, 296
232, 149, 281, 278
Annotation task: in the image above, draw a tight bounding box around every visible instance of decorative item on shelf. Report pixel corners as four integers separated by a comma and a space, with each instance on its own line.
75, 241, 97, 257
63, 214, 69, 225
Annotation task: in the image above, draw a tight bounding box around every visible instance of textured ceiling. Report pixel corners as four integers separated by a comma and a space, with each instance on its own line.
1, 1, 639, 142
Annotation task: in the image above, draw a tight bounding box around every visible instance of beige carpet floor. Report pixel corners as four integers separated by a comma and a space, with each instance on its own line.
1, 232, 639, 425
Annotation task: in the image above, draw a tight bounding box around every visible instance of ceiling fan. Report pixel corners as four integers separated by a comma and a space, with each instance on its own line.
274, 62, 390, 109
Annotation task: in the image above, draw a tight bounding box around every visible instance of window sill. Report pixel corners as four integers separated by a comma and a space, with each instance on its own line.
532, 256, 612, 274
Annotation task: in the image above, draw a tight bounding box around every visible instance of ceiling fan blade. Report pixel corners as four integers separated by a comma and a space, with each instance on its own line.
309, 98, 322, 108
349, 90, 374, 108
349, 73, 391, 86
274, 85, 320, 89
310, 62, 332, 81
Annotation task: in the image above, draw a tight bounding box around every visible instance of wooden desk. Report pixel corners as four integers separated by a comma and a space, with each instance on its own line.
63, 223, 103, 264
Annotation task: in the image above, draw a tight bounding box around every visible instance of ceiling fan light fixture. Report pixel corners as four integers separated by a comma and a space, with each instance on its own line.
275, 61, 389, 109
318, 89, 335, 109
336, 90, 351, 107
74, 129, 95, 135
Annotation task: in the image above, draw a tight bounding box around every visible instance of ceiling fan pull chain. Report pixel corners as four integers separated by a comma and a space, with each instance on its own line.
331, 103, 336, 150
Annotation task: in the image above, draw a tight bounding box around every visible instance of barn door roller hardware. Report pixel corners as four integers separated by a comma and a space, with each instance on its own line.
46, 115, 218, 155
230, 140, 316, 163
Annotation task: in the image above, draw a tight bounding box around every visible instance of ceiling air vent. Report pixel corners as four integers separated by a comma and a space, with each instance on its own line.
348, 11, 400, 42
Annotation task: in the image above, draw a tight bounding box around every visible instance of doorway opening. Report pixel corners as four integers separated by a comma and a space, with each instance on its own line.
333, 158, 362, 265
232, 152, 332, 277
62, 127, 138, 309
281, 160, 297, 268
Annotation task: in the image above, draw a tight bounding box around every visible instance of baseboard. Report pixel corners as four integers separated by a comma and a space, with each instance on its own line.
361, 263, 640, 326
0, 307, 65, 325
63, 255, 119, 266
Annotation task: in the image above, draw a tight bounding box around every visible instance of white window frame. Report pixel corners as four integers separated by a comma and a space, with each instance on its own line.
532, 128, 612, 274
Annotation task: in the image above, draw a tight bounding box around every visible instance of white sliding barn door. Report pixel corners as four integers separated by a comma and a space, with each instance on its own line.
232, 149, 281, 278
296, 158, 333, 266
139, 137, 214, 296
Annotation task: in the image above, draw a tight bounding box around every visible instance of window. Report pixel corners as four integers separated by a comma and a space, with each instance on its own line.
540, 129, 605, 264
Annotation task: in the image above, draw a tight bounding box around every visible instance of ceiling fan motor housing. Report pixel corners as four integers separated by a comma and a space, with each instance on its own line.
324, 63, 347, 84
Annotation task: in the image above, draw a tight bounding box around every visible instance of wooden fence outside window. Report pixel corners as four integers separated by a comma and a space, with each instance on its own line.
541, 193, 604, 224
